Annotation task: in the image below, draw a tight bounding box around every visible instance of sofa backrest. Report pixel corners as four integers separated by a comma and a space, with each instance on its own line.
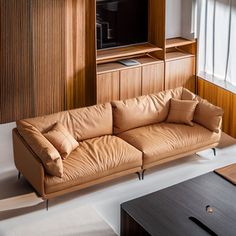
17, 103, 113, 141
111, 87, 183, 134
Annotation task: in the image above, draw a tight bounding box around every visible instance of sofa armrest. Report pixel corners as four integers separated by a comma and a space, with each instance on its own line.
12, 129, 45, 198
193, 96, 224, 133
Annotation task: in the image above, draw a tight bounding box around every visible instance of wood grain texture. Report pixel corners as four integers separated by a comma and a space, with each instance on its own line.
148, 0, 165, 49
97, 72, 119, 104
0, 0, 33, 123
97, 55, 162, 74
0, 0, 66, 122
148, 0, 165, 60
65, 0, 96, 109
165, 51, 194, 61
97, 43, 161, 64
166, 37, 196, 48
31, 0, 65, 116
0, 0, 96, 123
84, 0, 96, 106
120, 68, 142, 100
142, 63, 164, 95
198, 78, 236, 138
165, 56, 195, 92
121, 172, 236, 235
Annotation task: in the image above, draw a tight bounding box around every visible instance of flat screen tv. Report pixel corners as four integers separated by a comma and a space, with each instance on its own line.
96, 0, 148, 50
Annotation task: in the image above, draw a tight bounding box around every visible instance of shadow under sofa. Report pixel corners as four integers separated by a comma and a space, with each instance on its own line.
13, 87, 224, 201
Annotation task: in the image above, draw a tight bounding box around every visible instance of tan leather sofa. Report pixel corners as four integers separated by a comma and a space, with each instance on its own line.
13, 87, 223, 200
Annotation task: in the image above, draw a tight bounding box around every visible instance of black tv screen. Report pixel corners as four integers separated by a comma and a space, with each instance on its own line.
96, 0, 148, 50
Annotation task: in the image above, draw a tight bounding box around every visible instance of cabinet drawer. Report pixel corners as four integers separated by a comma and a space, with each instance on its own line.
120, 67, 142, 100
165, 56, 195, 92
142, 63, 164, 95
97, 71, 119, 104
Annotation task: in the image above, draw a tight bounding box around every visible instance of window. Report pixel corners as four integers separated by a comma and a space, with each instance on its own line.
197, 0, 236, 86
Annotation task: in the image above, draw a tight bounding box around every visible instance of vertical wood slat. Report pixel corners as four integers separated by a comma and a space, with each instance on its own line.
0, 0, 33, 123
32, 0, 65, 116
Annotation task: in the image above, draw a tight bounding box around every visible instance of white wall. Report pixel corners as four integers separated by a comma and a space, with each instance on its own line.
166, 0, 182, 38
166, 0, 195, 39
0, 122, 16, 173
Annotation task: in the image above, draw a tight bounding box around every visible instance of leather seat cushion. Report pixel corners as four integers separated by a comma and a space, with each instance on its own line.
118, 123, 220, 166
45, 135, 142, 193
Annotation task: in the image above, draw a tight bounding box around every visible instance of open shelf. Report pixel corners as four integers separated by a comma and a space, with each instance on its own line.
165, 51, 194, 61
96, 43, 162, 64
166, 37, 196, 49
97, 55, 163, 74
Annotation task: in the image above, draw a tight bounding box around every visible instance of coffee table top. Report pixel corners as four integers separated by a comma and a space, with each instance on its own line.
121, 172, 236, 236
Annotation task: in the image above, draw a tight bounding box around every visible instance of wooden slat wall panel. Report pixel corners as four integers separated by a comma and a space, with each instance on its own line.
32, 0, 65, 116
0, 0, 33, 123
198, 78, 236, 138
0, 0, 96, 123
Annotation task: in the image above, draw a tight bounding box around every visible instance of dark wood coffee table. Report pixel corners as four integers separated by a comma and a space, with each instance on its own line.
121, 172, 236, 236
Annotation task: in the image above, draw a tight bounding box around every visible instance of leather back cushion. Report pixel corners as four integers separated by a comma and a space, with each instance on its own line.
194, 97, 224, 133
181, 88, 224, 133
17, 103, 113, 142
112, 87, 183, 134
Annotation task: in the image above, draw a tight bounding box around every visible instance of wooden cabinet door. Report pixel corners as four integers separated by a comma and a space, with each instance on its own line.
165, 56, 195, 92
97, 71, 119, 104
142, 63, 164, 95
120, 67, 142, 100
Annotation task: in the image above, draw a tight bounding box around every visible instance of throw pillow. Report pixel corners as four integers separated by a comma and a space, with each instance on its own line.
44, 122, 79, 159
166, 98, 199, 126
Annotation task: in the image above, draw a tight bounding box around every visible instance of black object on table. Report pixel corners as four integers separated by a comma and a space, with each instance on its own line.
121, 172, 236, 236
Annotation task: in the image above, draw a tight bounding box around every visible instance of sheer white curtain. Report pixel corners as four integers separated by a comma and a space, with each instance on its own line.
197, 0, 236, 86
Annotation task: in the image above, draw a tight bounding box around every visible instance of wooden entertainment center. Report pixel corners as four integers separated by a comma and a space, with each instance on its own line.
96, 0, 196, 104
0, 0, 196, 124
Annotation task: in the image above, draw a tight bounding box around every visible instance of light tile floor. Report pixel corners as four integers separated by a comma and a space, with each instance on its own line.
0, 133, 236, 235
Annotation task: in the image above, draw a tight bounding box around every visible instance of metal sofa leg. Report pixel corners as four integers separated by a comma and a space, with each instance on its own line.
136, 172, 141, 180
17, 171, 21, 180
141, 170, 146, 180
212, 148, 216, 156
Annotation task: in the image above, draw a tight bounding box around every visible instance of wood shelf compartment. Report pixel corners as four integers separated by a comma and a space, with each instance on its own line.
97, 55, 163, 74
96, 43, 162, 64
165, 51, 194, 61
165, 37, 196, 49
